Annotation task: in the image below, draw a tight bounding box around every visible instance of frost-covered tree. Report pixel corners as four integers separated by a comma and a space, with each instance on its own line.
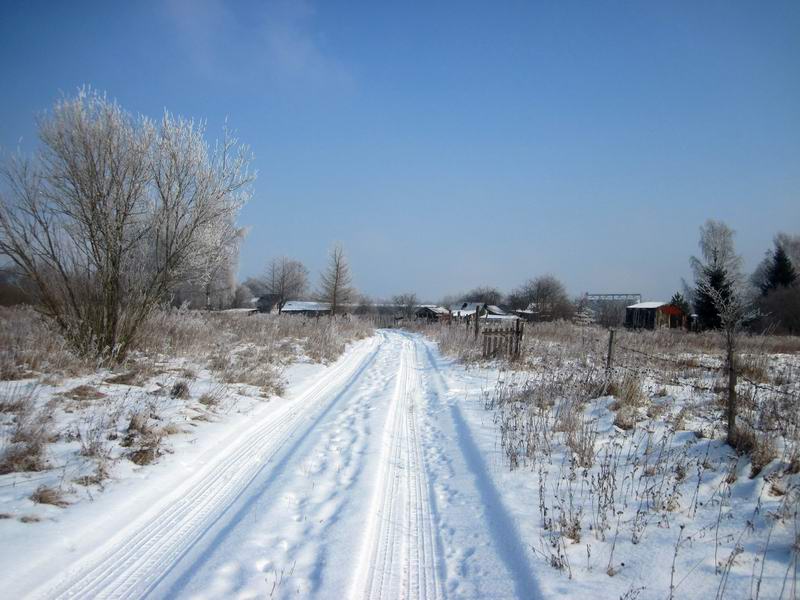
232, 283, 254, 308
0, 89, 253, 360
690, 220, 742, 330
262, 256, 309, 313
698, 280, 751, 445
194, 217, 244, 310
317, 243, 354, 316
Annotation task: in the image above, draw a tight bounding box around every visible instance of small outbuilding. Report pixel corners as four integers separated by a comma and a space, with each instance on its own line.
415, 306, 450, 321
625, 302, 686, 330
281, 301, 332, 317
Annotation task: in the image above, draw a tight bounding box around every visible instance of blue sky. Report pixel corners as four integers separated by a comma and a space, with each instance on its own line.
1, 1, 798, 301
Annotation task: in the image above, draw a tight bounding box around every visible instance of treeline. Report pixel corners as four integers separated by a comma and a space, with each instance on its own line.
0, 90, 367, 363
431, 220, 798, 335
243, 243, 356, 315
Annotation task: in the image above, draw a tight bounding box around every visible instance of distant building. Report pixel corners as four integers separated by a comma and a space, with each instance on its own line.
624, 301, 686, 330
585, 293, 642, 327
281, 301, 332, 317
256, 294, 281, 313
449, 303, 509, 320
415, 306, 450, 321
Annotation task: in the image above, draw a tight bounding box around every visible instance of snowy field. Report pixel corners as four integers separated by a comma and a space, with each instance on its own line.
1, 313, 798, 599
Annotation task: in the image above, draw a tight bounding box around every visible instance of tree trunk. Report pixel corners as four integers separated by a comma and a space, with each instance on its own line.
726, 341, 737, 445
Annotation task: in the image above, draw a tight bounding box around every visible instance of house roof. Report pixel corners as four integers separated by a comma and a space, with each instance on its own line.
417, 306, 449, 314
282, 301, 331, 312
627, 301, 667, 309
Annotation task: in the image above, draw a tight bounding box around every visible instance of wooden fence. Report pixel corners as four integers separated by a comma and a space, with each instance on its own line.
481, 319, 524, 358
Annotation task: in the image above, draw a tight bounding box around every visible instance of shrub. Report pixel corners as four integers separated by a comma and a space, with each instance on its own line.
30, 485, 68, 508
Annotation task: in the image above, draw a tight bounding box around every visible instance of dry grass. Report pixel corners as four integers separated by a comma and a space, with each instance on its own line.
133, 310, 372, 364
104, 370, 144, 386
19, 515, 41, 523
64, 384, 106, 401
0, 306, 91, 379
30, 485, 68, 508
0, 386, 52, 474
1, 307, 373, 390
170, 380, 191, 399
198, 385, 227, 410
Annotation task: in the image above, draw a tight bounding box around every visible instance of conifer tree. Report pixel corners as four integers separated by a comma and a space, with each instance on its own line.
669, 292, 690, 316
761, 244, 797, 295
695, 266, 732, 330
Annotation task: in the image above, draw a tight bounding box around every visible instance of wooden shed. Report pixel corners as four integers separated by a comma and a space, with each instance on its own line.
624, 302, 686, 330
415, 306, 450, 321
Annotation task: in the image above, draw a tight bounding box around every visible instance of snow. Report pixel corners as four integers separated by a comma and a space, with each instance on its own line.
627, 301, 667, 309
1, 331, 796, 599
281, 301, 331, 312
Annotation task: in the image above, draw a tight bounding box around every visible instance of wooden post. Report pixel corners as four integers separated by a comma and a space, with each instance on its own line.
474, 309, 480, 340
606, 328, 616, 371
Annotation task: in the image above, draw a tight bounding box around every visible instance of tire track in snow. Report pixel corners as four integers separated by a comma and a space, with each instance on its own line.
350, 336, 443, 600
163, 332, 402, 599
417, 335, 544, 600
31, 335, 383, 600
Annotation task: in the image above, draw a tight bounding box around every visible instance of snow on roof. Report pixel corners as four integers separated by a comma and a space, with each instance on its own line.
450, 302, 484, 312
282, 301, 331, 312
418, 306, 449, 314
627, 301, 667, 309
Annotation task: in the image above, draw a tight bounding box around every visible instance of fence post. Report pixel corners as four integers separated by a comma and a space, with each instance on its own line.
474, 309, 480, 340
606, 328, 616, 371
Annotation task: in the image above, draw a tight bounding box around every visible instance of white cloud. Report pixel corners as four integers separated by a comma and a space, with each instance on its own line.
163, 0, 352, 91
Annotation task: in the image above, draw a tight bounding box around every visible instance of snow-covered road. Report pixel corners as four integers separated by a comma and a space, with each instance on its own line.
17, 331, 542, 600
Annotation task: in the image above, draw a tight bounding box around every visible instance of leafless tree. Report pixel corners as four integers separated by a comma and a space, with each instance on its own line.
508, 275, 573, 320
262, 256, 309, 313
458, 286, 503, 305
699, 279, 751, 445
232, 283, 254, 308
690, 220, 743, 287
392, 292, 418, 318
0, 89, 253, 360
317, 243, 354, 316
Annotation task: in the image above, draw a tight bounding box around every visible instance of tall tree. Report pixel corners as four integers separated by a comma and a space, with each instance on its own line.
507, 275, 573, 320
699, 280, 750, 446
458, 286, 503, 306
761, 243, 797, 295
392, 292, 418, 318
690, 220, 741, 330
0, 89, 253, 360
263, 256, 309, 313
317, 244, 354, 316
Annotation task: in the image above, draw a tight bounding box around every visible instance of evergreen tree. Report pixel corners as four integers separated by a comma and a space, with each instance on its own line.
669, 292, 690, 316
761, 244, 797, 295
694, 265, 731, 330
